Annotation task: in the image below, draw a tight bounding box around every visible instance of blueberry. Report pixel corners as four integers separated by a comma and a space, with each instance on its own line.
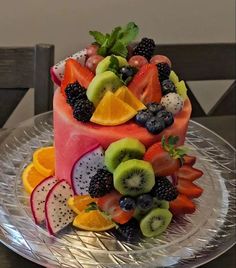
135, 109, 153, 126
145, 117, 165, 134
156, 110, 168, 119
163, 112, 174, 127
161, 79, 176, 95
119, 66, 137, 81
136, 194, 153, 211
146, 102, 164, 115
119, 196, 136, 211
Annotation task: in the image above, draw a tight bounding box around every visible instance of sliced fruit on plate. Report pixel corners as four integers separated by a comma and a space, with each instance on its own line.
96, 55, 128, 74
90, 91, 137, 126
61, 59, 94, 96
169, 70, 179, 84
68, 195, 97, 214
128, 63, 162, 104
169, 194, 196, 215
175, 80, 188, 100
176, 179, 203, 198
97, 191, 134, 224
183, 155, 197, 166
33, 146, 55, 177
115, 86, 146, 111
176, 165, 203, 181
22, 163, 47, 193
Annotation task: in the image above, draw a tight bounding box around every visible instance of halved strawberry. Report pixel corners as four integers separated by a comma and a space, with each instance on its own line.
177, 179, 203, 198
128, 63, 162, 104
61, 59, 94, 96
176, 165, 203, 181
183, 155, 196, 166
169, 194, 196, 215
97, 191, 134, 224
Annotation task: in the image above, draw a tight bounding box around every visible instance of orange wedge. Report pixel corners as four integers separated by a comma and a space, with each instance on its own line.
68, 195, 97, 214
90, 91, 137, 126
73, 210, 116, 231
33, 146, 55, 177
115, 86, 146, 111
22, 163, 47, 193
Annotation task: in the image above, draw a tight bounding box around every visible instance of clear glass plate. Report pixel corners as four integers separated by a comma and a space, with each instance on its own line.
0, 112, 235, 268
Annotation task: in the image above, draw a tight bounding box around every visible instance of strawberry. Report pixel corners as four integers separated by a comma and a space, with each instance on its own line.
61, 59, 94, 96
176, 165, 203, 181
169, 194, 196, 215
97, 191, 134, 224
183, 155, 196, 166
128, 63, 162, 104
177, 179, 203, 198
144, 136, 186, 176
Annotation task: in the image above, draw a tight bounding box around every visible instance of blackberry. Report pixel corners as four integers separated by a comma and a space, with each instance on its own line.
73, 99, 94, 122
133, 38, 155, 60
145, 117, 165, 134
151, 177, 178, 201
157, 63, 171, 82
116, 218, 141, 242
65, 81, 87, 107
88, 169, 113, 198
161, 79, 176, 95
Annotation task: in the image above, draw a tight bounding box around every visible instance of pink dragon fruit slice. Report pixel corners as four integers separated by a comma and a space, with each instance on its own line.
50, 49, 87, 86
30, 176, 58, 224
71, 145, 105, 195
45, 180, 75, 235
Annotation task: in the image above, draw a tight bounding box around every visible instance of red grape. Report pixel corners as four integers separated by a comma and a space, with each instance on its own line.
128, 55, 148, 69
86, 44, 99, 57
150, 55, 172, 67
85, 55, 104, 73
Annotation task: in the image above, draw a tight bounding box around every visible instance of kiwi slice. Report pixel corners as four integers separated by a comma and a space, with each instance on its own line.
87, 71, 122, 106
140, 208, 172, 238
113, 159, 155, 197
96, 56, 128, 74
105, 138, 146, 172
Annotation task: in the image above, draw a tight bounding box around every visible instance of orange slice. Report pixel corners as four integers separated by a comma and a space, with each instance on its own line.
33, 146, 55, 177
115, 86, 146, 111
90, 91, 137, 126
73, 210, 116, 231
68, 195, 97, 214
22, 163, 47, 193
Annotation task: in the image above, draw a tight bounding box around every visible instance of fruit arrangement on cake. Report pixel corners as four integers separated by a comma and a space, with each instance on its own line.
22, 22, 203, 241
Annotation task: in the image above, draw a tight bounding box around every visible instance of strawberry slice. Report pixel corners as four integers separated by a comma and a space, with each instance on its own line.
61, 59, 94, 96
169, 194, 196, 215
176, 165, 203, 181
183, 155, 196, 166
97, 191, 134, 224
177, 179, 203, 198
128, 63, 162, 104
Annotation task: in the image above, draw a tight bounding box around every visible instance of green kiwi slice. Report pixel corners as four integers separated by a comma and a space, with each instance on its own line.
113, 159, 155, 197
86, 71, 122, 106
105, 138, 146, 173
153, 198, 169, 209
140, 208, 172, 237
96, 56, 128, 74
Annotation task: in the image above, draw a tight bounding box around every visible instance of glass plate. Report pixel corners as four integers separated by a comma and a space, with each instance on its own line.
0, 112, 235, 268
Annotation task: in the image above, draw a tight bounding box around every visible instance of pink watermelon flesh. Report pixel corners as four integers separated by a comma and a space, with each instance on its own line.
30, 176, 58, 224
45, 180, 75, 235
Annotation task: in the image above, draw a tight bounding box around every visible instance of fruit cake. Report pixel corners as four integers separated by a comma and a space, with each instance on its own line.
22, 22, 203, 240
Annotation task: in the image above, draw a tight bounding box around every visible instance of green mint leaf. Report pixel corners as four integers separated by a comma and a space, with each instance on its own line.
118, 22, 139, 45
89, 31, 106, 45
97, 37, 110, 56
107, 55, 120, 76
110, 40, 128, 57
107, 26, 122, 48
85, 202, 98, 212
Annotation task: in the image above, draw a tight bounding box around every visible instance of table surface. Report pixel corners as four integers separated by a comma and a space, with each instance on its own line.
0, 115, 235, 268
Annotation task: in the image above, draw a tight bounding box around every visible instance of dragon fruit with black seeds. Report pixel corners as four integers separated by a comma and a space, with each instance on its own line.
71, 145, 105, 195
50, 49, 87, 86
161, 93, 184, 115
45, 180, 75, 235
30, 176, 58, 224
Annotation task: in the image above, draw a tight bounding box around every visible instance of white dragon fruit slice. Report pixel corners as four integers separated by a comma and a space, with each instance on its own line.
30, 176, 58, 224
50, 49, 87, 86
45, 180, 75, 235
71, 145, 105, 195
161, 92, 184, 115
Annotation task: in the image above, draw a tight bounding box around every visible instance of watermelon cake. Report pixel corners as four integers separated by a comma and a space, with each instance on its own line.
23, 22, 204, 240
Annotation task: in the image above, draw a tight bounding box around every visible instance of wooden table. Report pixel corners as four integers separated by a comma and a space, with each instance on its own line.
0, 116, 235, 268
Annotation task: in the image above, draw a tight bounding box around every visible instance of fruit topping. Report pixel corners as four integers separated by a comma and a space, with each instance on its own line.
119, 66, 137, 83
136, 194, 154, 211
133, 38, 155, 60
140, 208, 172, 237
161, 79, 177, 96
104, 137, 146, 172
90, 91, 137, 126
176, 179, 203, 199
113, 159, 155, 197
169, 70, 179, 84
67, 195, 97, 214
71, 145, 105, 195
157, 62, 171, 82
73, 99, 95, 122
85, 55, 104, 73
86, 44, 99, 57
135, 109, 153, 125
45, 180, 75, 235
96, 55, 128, 74
146, 102, 164, 114
150, 55, 172, 67
128, 55, 148, 69
153, 199, 169, 209
65, 81, 87, 107
145, 116, 165, 134
169, 194, 196, 215
88, 169, 114, 198
150, 176, 178, 201
176, 164, 203, 181
175, 80, 188, 100
161, 93, 184, 115
119, 196, 136, 211
116, 218, 141, 242
30, 177, 58, 224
